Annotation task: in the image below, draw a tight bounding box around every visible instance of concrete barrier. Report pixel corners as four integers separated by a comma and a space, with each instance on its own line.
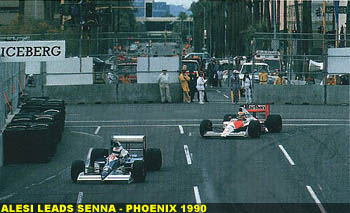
117, 83, 182, 103
327, 86, 350, 105
44, 84, 117, 104
252, 85, 325, 104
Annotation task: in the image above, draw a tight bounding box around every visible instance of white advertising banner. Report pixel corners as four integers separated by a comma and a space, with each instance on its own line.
0, 40, 65, 62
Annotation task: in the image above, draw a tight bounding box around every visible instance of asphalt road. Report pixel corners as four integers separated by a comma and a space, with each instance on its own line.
0, 91, 349, 212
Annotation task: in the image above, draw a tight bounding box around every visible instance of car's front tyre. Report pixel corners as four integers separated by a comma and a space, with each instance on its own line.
200, 120, 213, 137
71, 160, 85, 183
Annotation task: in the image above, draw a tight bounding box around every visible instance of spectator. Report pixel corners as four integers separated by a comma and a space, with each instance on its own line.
258, 69, 268, 84
208, 59, 215, 87
188, 70, 198, 102
196, 72, 206, 104
179, 66, 191, 103
201, 70, 209, 102
107, 72, 115, 84
157, 69, 172, 103
217, 68, 223, 88
243, 73, 252, 104
273, 73, 286, 85
213, 61, 219, 87
230, 70, 241, 104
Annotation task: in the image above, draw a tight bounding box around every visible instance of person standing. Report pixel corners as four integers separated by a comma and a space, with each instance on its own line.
188, 70, 198, 102
217, 68, 223, 88
179, 66, 191, 103
157, 69, 172, 103
230, 70, 241, 104
196, 72, 206, 104
258, 69, 268, 85
243, 73, 252, 104
273, 73, 286, 85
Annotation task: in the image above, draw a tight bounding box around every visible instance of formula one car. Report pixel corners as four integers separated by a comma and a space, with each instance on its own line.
71, 135, 162, 183
200, 104, 282, 138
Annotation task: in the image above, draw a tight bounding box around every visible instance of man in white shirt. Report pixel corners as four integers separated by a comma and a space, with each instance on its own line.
157, 69, 172, 103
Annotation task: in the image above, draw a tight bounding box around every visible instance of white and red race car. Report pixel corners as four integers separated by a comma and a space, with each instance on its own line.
200, 104, 282, 138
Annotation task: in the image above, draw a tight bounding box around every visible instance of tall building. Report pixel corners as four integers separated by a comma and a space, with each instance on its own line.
0, 0, 61, 26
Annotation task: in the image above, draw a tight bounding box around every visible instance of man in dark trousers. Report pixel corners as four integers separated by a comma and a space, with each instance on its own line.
188, 70, 198, 102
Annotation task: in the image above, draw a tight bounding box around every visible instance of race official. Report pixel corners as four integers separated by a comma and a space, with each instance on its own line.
230, 70, 241, 104
243, 73, 252, 104
179, 65, 191, 103
157, 69, 172, 103
196, 72, 206, 104
188, 70, 198, 102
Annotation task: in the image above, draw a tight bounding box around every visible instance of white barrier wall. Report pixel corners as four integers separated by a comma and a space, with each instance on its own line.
46, 57, 93, 85
328, 48, 350, 74
25, 62, 41, 74
137, 57, 180, 83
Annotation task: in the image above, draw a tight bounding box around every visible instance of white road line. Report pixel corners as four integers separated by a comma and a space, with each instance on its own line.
94, 126, 101, 135
65, 118, 350, 123
71, 131, 103, 138
184, 145, 192, 165
193, 186, 202, 204
223, 95, 229, 99
216, 89, 221, 93
76, 192, 83, 204
306, 186, 327, 213
0, 193, 15, 201
178, 125, 184, 134
66, 123, 350, 128
278, 145, 295, 166
37, 175, 56, 185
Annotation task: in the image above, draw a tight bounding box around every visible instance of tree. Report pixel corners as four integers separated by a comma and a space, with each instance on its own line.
178, 12, 188, 42
302, 0, 312, 55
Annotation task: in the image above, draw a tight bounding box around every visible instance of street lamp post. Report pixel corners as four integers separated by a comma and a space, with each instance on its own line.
198, 1, 206, 51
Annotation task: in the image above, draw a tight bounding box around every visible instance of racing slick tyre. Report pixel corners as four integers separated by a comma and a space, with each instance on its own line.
71, 160, 85, 183
132, 160, 146, 183
223, 114, 236, 122
248, 120, 260, 138
200, 120, 213, 137
145, 148, 162, 171
265, 115, 282, 133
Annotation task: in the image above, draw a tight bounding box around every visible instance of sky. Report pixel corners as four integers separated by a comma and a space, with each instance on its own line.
154, 0, 197, 9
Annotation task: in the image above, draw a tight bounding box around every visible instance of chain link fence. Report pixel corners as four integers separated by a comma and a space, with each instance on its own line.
252, 32, 350, 86
0, 62, 25, 130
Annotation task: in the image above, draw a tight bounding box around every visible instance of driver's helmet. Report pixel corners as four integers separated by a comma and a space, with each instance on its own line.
112, 141, 122, 154
237, 107, 245, 119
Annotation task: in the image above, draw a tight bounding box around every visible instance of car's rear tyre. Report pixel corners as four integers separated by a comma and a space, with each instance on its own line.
145, 148, 162, 171
265, 115, 282, 133
223, 114, 236, 122
248, 120, 260, 138
132, 160, 146, 183
71, 160, 85, 183
200, 120, 213, 137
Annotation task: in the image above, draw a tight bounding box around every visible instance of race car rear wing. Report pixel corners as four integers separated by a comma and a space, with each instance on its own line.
110, 135, 146, 157
243, 104, 270, 119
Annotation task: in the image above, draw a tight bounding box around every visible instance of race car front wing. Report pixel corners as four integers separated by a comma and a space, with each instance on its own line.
203, 130, 248, 137
77, 172, 131, 182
